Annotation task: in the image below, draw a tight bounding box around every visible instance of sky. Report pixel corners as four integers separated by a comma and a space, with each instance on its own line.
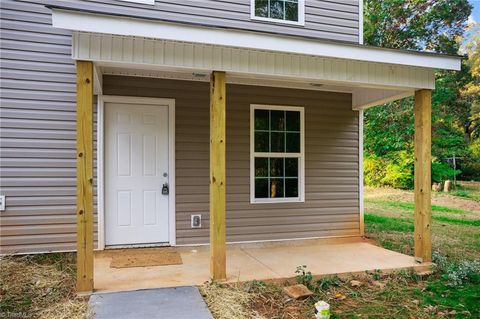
469, 0, 480, 24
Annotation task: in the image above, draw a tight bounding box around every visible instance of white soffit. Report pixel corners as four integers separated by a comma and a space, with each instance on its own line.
72, 32, 435, 90
98, 65, 411, 110
51, 9, 461, 71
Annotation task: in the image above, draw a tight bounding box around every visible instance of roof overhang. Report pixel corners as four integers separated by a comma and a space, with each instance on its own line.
49, 8, 463, 110
51, 8, 462, 71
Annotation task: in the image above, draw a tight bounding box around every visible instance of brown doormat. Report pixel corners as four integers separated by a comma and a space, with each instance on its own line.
110, 247, 183, 268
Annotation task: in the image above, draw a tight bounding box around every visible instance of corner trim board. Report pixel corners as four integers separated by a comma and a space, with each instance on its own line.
359, 110, 364, 236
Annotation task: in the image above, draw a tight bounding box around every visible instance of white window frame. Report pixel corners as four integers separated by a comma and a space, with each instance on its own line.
117, 0, 154, 5
250, 0, 306, 26
250, 104, 305, 204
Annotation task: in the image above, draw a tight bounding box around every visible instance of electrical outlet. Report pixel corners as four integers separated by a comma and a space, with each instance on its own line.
0, 195, 5, 211
191, 214, 202, 228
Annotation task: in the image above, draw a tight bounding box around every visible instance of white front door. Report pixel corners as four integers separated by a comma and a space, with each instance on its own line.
105, 102, 170, 246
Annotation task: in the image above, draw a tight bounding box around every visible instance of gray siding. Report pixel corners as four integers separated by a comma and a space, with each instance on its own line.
0, 0, 80, 253
0, 0, 359, 254
103, 76, 360, 245
44, 0, 360, 43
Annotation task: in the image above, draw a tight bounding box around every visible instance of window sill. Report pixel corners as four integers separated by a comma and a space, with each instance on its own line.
116, 0, 155, 5
250, 16, 305, 27
251, 198, 304, 204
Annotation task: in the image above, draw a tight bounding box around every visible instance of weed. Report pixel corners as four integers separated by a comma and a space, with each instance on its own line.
251, 280, 267, 289
315, 276, 341, 290
295, 265, 314, 289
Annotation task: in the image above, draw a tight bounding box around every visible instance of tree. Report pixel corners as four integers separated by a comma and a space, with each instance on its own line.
364, 0, 471, 53
363, 0, 477, 185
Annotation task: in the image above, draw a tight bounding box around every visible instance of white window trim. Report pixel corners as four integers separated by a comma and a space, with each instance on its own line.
250, 104, 305, 204
250, 0, 305, 26
116, 0, 154, 5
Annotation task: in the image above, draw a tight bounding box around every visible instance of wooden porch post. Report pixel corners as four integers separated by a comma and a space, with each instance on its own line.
414, 89, 432, 263
209, 71, 227, 280
76, 60, 94, 293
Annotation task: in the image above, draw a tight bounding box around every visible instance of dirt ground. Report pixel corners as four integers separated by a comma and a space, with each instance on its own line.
202, 185, 480, 319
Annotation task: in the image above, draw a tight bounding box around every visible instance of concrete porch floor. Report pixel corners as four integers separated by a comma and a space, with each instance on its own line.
94, 237, 430, 293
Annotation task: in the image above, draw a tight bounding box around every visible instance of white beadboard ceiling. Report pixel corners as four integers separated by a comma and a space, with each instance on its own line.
72, 32, 432, 109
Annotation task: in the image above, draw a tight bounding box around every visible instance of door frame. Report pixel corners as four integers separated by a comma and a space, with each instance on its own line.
97, 95, 176, 249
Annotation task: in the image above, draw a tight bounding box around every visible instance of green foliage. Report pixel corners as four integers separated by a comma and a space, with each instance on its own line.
431, 161, 461, 184
364, 151, 414, 189
363, 0, 479, 183
315, 276, 341, 290
364, 0, 471, 53
295, 265, 313, 290
382, 151, 414, 189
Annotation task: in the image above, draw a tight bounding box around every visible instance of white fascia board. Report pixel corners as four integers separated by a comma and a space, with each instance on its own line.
51, 9, 461, 71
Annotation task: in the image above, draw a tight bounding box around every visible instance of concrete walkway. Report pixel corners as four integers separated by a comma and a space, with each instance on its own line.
89, 286, 213, 319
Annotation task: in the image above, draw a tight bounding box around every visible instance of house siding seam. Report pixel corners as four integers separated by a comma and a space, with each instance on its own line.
102, 76, 360, 245
44, 0, 360, 43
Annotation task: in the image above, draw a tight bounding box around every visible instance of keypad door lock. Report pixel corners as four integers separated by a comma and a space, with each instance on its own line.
162, 183, 169, 195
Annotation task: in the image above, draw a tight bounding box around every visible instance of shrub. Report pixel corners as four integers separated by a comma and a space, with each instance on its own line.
364, 151, 414, 189
433, 252, 480, 286
431, 161, 461, 184
364, 155, 386, 187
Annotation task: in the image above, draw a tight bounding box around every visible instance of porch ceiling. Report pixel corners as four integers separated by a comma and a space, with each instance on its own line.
49, 7, 462, 109
96, 64, 412, 110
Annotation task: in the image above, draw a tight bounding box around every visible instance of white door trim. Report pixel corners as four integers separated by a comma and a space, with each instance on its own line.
97, 95, 176, 250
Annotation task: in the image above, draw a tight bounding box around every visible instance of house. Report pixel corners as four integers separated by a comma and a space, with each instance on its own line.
0, 0, 461, 293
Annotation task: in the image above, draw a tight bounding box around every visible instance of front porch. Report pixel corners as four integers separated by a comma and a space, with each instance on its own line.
57, 11, 462, 293
94, 238, 429, 293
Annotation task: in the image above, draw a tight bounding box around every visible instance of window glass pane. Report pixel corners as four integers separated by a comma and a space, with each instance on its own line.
285, 1, 298, 21
270, 158, 284, 177
254, 0, 269, 17
285, 158, 298, 177
255, 132, 269, 152
286, 111, 300, 131
255, 178, 269, 198
286, 132, 300, 152
270, 178, 284, 198
270, 110, 285, 131
255, 157, 269, 177
270, 0, 285, 19
254, 109, 269, 130
270, 132, 285, 152
285, 178, 299, 197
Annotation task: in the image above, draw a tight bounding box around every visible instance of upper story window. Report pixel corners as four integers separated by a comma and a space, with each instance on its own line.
251, 0, 305, 26
250, 105, 305, 204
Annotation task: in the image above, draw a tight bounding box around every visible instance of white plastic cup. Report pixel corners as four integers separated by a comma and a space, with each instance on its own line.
315, 301, 330, 319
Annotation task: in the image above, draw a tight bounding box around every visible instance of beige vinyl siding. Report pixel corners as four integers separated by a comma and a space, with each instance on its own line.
45, 0, 360, 43
103, 75, 360, 245
0, 0, 83, 254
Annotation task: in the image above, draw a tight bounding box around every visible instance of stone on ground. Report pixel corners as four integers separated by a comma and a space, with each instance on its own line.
283, 284, 313, 300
